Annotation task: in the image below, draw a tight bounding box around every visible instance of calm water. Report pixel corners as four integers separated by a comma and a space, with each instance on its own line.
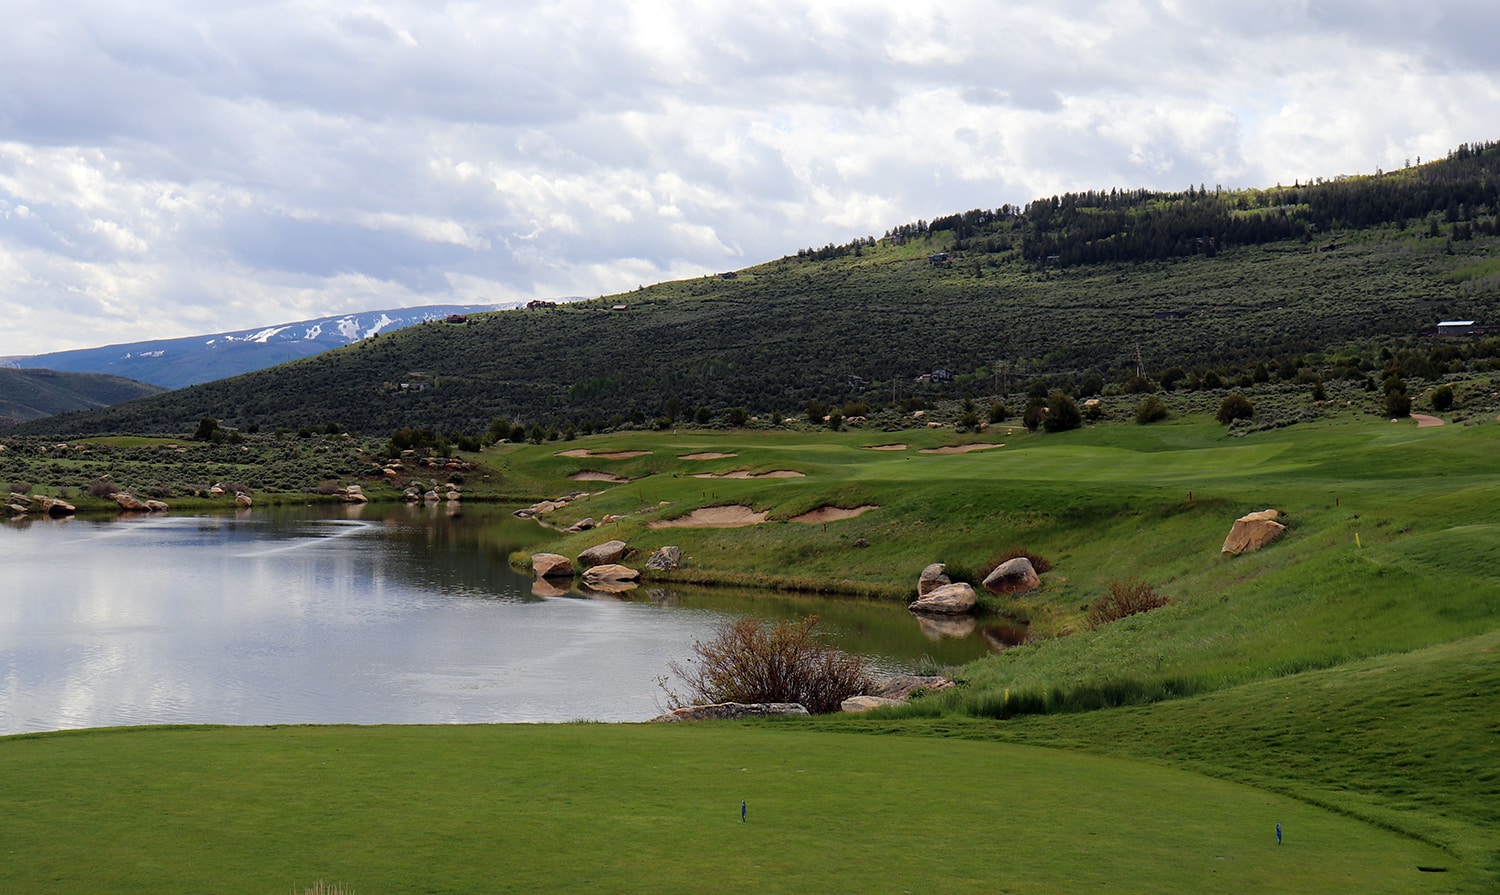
0, 505, 998, 734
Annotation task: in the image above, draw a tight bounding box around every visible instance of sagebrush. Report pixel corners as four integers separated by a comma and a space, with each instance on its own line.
664, 616, 873, 714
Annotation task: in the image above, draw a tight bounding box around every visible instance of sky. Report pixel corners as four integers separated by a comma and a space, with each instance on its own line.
3, 1, 1498, 356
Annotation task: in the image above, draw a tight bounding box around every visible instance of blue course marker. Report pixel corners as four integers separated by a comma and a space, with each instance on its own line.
1276, 822, 1282, 845
741, 800, 747, 823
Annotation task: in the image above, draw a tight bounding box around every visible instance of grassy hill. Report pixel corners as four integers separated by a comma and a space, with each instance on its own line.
17, 143, 1500, 439
0, 367, 165, 429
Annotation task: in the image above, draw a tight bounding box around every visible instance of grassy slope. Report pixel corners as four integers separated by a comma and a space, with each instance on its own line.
4, 413, 1498, 892
0, 367, 164, 425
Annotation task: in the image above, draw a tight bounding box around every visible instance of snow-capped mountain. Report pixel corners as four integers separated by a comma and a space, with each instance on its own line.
9, 304, 519, 389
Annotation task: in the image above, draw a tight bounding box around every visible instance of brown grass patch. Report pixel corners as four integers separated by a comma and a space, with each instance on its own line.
648, 505, 770, 528
789, 505, 879, 524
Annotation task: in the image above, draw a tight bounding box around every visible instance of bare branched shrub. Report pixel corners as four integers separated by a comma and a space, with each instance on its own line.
1088, 580, 1171, 627
664, 616, 873, 714
300, 882, 356, 895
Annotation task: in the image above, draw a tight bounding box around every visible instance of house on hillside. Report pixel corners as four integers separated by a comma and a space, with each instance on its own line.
526, 300, 558, 310
1438, 320, 1481, 337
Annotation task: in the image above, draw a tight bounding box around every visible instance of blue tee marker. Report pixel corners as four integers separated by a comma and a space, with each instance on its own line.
741, 800, 747, 822
1276, 822, 1282, 845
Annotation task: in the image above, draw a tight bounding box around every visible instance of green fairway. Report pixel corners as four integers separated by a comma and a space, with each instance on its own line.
0, 724, 1456, 895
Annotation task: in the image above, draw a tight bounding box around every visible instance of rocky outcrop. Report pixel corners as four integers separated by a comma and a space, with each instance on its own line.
582, 563, 640, 585
531, 553, 575, 579
917, 562, 950, 596
645, 545, 682, 571
908, 582, 977, 615
873, 675, 956, 701
840, 695, 903, 713
649, 702, 811, 722
982, 557, 1041, 595
577, 539, 629, 567
112, 492, 149, 511
38, 496, 76, 517
337, 485, 368, 504
234, 492, 253, 508
1222, 509, 1286, 555
566, 518, 596, 533
514, 492, 592, 519
145, 499, 170, 512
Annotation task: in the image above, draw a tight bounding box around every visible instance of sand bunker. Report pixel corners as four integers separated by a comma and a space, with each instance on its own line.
649, 505, 770, 528
679, 451, 738, 460
692, 469, 805, 479
790, 505, 879, 524
569, 471, 630, 483
556, 449, 653, 459
1410, 414, 1445, 428
919, 443, 1005, 455
864, 443, 909, 451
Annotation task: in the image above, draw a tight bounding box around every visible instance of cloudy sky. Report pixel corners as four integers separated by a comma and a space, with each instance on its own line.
3, 1, 1497, 355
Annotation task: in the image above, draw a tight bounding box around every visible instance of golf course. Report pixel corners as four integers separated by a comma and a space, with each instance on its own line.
3, 408, 1496, 893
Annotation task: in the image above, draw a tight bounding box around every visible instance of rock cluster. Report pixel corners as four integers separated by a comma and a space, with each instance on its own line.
839, 675, 956, 713
8, 493, 78, 517
514, 491, 591, 519
649, 702, 811, 722
645, 545, 682, 571
531, 553, 575, 579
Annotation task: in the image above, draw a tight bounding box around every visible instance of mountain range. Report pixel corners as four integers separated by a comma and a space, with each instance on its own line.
6, 304, 522, 389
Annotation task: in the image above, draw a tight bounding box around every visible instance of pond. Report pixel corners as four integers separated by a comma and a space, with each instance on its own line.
0, 504, 1003, 734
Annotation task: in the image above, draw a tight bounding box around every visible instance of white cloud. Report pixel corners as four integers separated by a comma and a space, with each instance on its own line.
0, 0, 1496, 354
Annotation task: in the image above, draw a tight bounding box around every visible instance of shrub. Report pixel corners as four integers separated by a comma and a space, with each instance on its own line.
1042, 390, 1082, 433
1431, 384, 1454, 411
1134, 395, 1168, 424
1216, 393, 1254, 424
663, 616, 873, 714
988, 401, 1009, 423
9, 481, 32, 495
86, 477, 120, 498
1088, 580, 1171, 627
1384, 389, 1412, 418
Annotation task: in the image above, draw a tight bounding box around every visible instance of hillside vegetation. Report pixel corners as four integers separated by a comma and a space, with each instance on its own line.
19, 142, 1500, 439
0, 368, 164, 428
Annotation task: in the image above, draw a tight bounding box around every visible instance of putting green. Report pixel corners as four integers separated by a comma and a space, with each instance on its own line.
0, 724, 1455, 894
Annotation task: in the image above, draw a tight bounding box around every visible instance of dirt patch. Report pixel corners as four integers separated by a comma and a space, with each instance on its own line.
648, 505, 770, 528
918, 443, 1005, 455
790, 505, 879, 524
692, 469, 805, 479
679, 451, 738, 460
864, 443, 909, 451
1410, 414, 1445, 428
555, 449, 653, 459
569, 471, 630, 483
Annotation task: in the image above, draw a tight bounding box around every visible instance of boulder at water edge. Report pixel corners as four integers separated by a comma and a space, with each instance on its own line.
577, 539, 628, 567
649, 702, 811, 722
645, 545, 682, 571
112, 492, 149, 511
917, 562, 951, 596
531, 553, 575, 578
1222, 509, 1286, 555
908, 581, 977, 615
840, 695, 903, 713
582, 563, 640, 584
982, 557, 1041, 595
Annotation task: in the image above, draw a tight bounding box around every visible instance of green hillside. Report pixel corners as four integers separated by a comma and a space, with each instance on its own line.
0, 367, 165, 429
18, 143, 1500, 439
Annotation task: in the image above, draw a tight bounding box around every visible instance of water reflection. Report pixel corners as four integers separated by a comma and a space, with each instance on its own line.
1, 505, 999, 734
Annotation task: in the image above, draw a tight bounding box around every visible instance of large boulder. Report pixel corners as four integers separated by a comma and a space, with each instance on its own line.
234, 492, 253, 507
982, 557, 1041, 595
112, 492, 149, 511
841, 695, 903, 713
1223, 509, 1286, 555
908, 581, 977, 615
649, 702, 811, 722
145, 499, 170, 512
645, 545, 682, 571
531, 553, 575, 579
577, 539, 629, 567
38, 496, 76, 517
917, 562, 951, 596
582, 563, 640, 585
873, 675, 956, 701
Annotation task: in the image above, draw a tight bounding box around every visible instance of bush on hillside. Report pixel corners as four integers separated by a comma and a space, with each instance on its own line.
663, 616, 873, 714
1134, 395, 1169, 424
1042, 390, 1083, 432
1216, 393, 1254, 424
1088, 580, 1171, 627
1430, 384, 1454, 411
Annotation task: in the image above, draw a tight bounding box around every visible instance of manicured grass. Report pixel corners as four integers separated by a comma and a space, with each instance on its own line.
0, 723, 1455, 895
